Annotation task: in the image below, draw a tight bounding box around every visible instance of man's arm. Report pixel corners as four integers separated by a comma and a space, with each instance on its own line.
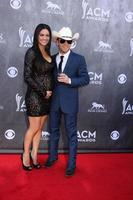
70, 55, 90, 87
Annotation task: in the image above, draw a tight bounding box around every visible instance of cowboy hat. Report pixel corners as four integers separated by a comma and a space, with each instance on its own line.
52, 27, 79, 41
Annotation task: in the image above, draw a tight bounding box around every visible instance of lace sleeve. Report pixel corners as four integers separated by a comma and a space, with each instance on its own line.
24, 48, 46, 97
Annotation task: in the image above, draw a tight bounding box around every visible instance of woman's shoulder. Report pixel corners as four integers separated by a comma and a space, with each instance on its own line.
25, 47, 36, 59
26, 47, 36, 55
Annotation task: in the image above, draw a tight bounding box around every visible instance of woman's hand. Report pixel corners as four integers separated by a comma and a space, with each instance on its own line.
45, 91, 52, 99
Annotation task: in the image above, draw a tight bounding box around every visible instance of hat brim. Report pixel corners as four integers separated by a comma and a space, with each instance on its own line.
52, 31, 79, 42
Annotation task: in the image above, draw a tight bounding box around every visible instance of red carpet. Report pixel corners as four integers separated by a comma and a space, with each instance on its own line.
0, 153, 133, 200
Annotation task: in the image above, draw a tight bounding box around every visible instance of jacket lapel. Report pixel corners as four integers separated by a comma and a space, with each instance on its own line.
63, 51, 73, 74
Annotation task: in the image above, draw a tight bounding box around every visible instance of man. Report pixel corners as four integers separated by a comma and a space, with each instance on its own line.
45, 27, 90, 176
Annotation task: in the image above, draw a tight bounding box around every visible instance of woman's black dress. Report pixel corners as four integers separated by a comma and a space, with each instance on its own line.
24, 47, 54, 116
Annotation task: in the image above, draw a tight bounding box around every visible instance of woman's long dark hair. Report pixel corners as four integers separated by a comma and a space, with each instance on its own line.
32, 23, 52, 56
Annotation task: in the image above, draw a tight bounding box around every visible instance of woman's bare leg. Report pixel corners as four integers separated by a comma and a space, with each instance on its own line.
23, 116, 42, 166
31, 115, 48, 163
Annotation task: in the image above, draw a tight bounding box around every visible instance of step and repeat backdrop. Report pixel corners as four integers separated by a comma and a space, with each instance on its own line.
0, 0, 133, 152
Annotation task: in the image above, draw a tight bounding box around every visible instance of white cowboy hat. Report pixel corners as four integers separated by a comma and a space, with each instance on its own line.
52, 27, 79, 41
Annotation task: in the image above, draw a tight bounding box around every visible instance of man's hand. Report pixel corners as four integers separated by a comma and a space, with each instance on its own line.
45, 91, 52, 99
57, 73, 71, 84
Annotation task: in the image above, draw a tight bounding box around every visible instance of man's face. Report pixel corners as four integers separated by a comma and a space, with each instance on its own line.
57, 38, 72, 54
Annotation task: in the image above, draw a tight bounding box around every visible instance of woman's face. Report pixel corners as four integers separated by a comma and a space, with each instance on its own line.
38, 28, 50, 47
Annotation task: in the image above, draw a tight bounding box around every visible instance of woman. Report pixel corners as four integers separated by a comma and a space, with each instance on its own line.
22, 24, 54, 170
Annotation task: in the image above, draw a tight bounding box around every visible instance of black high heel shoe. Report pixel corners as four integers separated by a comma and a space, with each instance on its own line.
30, 153, 41, 169
21, 154, 32, 171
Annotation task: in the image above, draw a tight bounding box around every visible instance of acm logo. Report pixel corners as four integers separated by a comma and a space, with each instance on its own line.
16, 93, 26, 112
19, 27, 33, 47
122, 98, 133, 115
81, 0, 111, 22
88, 72, 103, 85
77, 130, 96, 142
